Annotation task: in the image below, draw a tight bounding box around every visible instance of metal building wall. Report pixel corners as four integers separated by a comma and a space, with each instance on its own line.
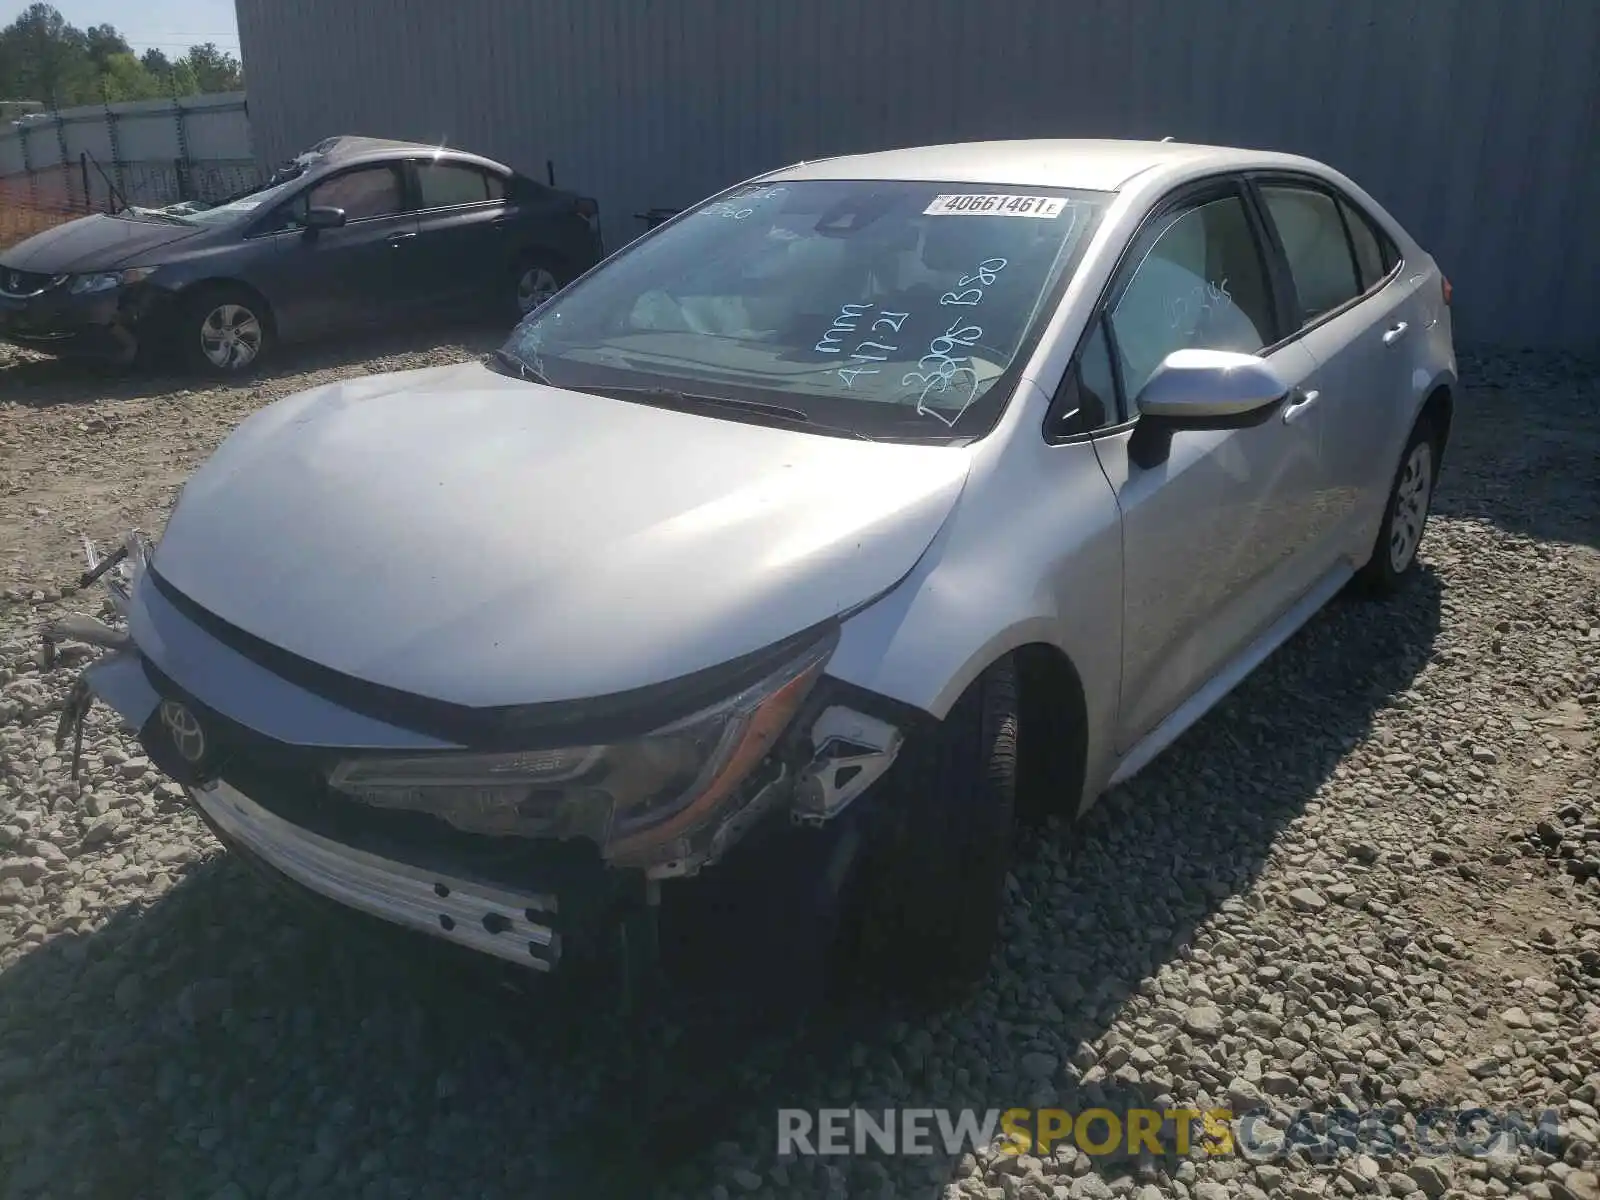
236, 0, 1599, 348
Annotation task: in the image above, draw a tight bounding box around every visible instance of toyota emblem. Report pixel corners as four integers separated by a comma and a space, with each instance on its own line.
159, 700, 207, 764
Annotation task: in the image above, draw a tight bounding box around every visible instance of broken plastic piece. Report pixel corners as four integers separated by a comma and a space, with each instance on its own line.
791, 706, 903, 826
77, 540, 127, 590
52, 675, 94, 781
44, 613, 131, 651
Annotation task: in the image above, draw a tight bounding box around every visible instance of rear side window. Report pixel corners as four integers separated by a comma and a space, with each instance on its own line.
1338, 196, 1396, 291
416, 162, 500, 209
308, 166, 405, 221
1108, 193, 1277, 402
1258, 185, 1360, 324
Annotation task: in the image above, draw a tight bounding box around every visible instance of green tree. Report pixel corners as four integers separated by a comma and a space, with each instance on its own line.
0, 6, 240, 106
178, 42, 242, 93
0, 3, 95, 106
83, 23, 129, 74
99, 51, 164, 102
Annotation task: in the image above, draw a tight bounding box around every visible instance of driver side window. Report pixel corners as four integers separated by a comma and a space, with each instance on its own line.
258, 166, 406, 235
1107, 193, 1276, 408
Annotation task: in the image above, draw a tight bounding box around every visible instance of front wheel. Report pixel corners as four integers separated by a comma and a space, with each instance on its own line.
180, 287, 272, 377
848, 658, 1019, 998
1358, 418, 1436, 595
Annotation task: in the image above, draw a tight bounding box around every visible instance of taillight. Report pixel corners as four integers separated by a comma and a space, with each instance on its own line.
574, 197, 599, 221
1441, 275, 1452, 307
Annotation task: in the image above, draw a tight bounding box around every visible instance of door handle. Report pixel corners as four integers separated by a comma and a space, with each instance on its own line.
387, 231, 417, 246
490, 216, 508, 230
1381, 321, 1409, 347
1281, 387, 1320, 424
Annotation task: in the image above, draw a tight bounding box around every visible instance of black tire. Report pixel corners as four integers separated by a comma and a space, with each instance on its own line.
1358, 417, 1437, 596
178, 285, 273, 377
509, 253, 567, 321
849, 657, 1019, 997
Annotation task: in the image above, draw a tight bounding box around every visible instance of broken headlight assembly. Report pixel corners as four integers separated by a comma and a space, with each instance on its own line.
68, 267, 156, 295
327, 633, 837, 871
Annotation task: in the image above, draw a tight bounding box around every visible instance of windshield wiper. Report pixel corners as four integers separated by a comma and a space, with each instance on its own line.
489, 348, 552, 386
591, 386, 876, 440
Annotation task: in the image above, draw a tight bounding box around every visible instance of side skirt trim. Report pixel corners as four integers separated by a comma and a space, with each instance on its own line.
1105, 562, 1354, 791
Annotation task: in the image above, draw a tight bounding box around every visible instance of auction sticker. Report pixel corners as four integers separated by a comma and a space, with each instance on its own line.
924, 193, 1067, 217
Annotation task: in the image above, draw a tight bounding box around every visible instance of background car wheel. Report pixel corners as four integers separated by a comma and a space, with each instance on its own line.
511, 255, 565, 319
1359, 417, 1437, 596
848, 657, 1019, 999
181, 286, 272, 377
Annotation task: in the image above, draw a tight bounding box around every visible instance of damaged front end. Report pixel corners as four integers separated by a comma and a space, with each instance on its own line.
311, 631, 907, 884
44, 532, 910, 993
43, 530, 155, 780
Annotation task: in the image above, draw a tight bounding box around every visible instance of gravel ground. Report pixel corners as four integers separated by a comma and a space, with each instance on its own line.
0, 333, 1596, 1200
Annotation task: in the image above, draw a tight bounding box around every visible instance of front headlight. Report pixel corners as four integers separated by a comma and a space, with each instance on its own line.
327, 633, 835, 866
69, 267, 154, 295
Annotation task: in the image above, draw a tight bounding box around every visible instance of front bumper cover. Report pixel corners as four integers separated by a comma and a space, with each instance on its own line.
193, 777, 562, 970
0, 282, 153, 363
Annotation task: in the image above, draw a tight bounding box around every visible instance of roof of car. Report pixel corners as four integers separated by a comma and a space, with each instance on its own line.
764, 139, 1322, 193
291, 135, 512, 176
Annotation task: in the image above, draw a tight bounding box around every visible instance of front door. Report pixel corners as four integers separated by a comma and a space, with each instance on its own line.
247, 163, 422, 340
1090, 184, 1334, 753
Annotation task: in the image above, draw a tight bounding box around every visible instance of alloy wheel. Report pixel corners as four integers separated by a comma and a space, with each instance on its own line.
199, 303, 263, 370
1388, 441, 1433, 572
516, 266, 560, 315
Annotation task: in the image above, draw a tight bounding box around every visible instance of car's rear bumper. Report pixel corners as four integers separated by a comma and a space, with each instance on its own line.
191, 777, 564, 971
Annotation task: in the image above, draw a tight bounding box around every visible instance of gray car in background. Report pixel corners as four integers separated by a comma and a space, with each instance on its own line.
52, 138, 1456, 1005
0, 135, 603, 375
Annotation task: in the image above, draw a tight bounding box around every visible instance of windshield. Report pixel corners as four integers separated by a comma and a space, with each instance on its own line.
498, 179, 1109, 441
147, 176, 304, 227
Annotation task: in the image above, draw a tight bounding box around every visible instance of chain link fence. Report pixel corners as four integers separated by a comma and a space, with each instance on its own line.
0, 92, 261, 250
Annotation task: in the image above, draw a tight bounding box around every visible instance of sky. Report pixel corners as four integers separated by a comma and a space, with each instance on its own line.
0, 0, 241, 58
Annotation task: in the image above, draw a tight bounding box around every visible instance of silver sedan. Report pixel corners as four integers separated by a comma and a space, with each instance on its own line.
58, 139, 1455, 1000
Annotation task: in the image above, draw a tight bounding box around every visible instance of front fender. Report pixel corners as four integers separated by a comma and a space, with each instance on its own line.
824, 391, 1125, 808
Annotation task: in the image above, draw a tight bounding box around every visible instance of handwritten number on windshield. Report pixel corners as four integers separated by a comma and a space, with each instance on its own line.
917, 256, 1007, 423
941, 257, 1007, 306
922, 321, 982, 368
815, 304, 914, 387
904, 318, 983, 423
960, 259, 1006, 288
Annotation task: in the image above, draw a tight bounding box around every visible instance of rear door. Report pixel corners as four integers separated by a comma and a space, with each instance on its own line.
245, 163, 421, 338
1084, 178, 1331, 753
404, 159, 513, 312
1249, 175, 1420, 565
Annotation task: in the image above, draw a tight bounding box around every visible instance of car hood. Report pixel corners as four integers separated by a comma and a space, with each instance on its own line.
0, 213, 204, 273
153, 362, 971, 707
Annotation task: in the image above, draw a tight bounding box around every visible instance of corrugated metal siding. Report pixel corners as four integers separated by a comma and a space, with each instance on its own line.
236, 0, 1599, 347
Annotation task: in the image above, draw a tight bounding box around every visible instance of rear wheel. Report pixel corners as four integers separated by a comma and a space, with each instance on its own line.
510, 254, 565, 320
1358, 418, 1436, 595
180, 286, 272, 377
848, 658, 1019, 998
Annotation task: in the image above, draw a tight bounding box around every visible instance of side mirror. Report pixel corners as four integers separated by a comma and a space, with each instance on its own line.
1128, 349, 1291, 469
304, 205, 347, 231
1134, 349, 1289, 427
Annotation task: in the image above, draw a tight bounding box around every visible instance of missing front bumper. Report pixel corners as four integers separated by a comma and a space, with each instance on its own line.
192, 778, 564, 970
